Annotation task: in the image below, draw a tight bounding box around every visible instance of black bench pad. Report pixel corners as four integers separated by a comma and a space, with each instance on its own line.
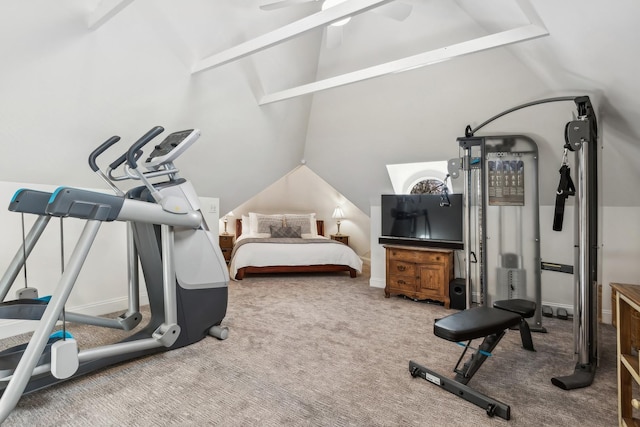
434, 306, 521, 342
493, 299, 536, 318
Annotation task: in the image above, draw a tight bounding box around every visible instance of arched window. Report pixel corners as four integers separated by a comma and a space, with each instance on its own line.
409, 178, 447, 195
386, 161, 452, 195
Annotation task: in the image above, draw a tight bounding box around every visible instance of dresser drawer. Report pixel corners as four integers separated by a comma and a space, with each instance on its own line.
389, 248, 444, 264
388, 275, 417, 293
389, 260, 416, 277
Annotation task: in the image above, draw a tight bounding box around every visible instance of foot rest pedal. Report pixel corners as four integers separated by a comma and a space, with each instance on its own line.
50, 331, 78, 379
15, 287, 39, 300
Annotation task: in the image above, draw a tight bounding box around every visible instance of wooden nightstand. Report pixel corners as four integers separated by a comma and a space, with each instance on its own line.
330, 234, 349, 246
219, 234, 234, 263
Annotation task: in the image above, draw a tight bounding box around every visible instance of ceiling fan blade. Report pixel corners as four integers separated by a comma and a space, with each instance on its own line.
373, 2, 412, 21
325, 25, 343, 49
259, 0, 317, 11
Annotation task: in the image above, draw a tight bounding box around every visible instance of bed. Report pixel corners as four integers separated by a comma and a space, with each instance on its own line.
229, 213, 363, 280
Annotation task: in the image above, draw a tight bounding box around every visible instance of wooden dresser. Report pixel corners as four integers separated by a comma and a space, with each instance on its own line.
384, 245, 454, 308
611, 282, 640, 426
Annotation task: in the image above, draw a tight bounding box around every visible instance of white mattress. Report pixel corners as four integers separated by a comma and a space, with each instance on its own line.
229, 235, 363, 280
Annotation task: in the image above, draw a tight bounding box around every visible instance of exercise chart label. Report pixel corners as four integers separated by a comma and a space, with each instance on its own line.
487, 154, 525, 206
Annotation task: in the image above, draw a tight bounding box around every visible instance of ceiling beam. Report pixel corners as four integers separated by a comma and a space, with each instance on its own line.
259, 0, 548, 105
260, 0, 321, 11
514, 0, 545, 27
88, 0, 135, 31
259, 23, 548, 105
191, 0, 394, 74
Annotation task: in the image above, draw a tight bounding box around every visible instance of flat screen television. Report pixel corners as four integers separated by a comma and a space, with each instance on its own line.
379, 193, 464, 250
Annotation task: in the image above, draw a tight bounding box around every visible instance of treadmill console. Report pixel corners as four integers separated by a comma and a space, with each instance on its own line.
144, 129, 201, 168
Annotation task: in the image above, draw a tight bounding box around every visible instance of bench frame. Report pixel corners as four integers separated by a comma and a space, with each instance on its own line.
409, 306, 523, 420
409, 360, 511, 419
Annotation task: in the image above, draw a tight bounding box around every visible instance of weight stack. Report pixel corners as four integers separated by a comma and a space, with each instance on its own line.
449, 278, 467, 310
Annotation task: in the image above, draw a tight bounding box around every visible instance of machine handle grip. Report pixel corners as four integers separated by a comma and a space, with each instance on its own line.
88, 136, 121, 172
109, 150, 143, 171
126, 126, 164, 169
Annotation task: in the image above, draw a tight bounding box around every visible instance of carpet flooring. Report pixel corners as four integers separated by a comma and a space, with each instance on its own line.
0, 267, 618, 426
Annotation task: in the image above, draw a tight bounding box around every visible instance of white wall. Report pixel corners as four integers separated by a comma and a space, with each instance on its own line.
304, 0, 555, 212
0, 1, 322, 216
601, 207, 640, 323
369, 200, 385, 289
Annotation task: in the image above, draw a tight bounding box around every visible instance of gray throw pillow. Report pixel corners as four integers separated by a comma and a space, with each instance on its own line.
270, 225, 302, 238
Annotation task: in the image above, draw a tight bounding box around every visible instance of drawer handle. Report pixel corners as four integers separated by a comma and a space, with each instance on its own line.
398, 280, 406, 285
633, 399, 640, 409
397, 265, 407, 272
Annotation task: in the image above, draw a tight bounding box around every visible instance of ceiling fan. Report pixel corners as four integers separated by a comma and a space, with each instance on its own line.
259, 0, 413, 49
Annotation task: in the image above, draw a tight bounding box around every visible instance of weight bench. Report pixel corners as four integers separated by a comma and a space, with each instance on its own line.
493, 298, 537, 351
409, 306, 522, 420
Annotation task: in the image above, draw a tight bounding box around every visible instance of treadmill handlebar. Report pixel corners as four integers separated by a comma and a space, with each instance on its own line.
88, 136, 121, 172
127, 126, 164, 169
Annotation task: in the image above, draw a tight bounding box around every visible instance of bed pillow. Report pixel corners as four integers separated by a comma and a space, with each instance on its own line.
249, 213, 285, 235
270, 225, 302, 238
283, 213, 317, 236
241, 215, 250, 235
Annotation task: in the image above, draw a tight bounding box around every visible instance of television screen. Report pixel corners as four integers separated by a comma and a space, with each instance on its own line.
380, 194, 463, 249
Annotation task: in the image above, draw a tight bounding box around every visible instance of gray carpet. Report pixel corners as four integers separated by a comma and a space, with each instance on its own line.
1, 268, 617, 426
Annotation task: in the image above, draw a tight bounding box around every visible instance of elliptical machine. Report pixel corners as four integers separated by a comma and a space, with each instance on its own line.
0, 126, 229, 422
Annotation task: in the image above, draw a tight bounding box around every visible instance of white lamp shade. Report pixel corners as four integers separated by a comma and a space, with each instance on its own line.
332, 206, 345, 220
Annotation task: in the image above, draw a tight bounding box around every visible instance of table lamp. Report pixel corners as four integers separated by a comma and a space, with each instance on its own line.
223, 211, 234, 235
332, 206, 345, 235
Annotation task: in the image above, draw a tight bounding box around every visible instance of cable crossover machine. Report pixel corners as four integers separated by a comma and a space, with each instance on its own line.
410, 96, 599, 419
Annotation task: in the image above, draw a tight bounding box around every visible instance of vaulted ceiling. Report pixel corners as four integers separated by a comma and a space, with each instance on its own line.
0, 0, 638, 213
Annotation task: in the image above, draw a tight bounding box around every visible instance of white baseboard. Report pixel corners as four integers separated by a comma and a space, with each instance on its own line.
0, 293, 149, 340
369, 278, 385, 289
364, 281, 615, 325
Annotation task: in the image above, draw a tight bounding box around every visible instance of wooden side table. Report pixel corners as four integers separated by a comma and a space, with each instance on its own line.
219, 234, 234, 263
330, 234, 349, 246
